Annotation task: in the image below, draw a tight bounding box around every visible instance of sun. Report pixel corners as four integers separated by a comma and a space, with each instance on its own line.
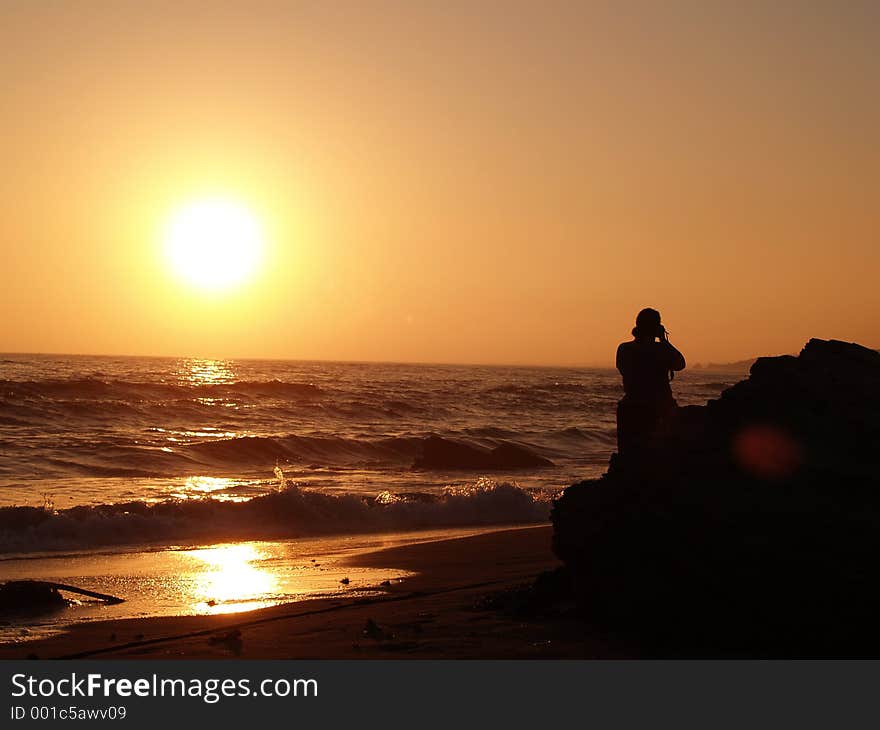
164, 198, 265, 289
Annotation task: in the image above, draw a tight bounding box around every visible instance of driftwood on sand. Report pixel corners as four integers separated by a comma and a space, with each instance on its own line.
0, 580, 124, 616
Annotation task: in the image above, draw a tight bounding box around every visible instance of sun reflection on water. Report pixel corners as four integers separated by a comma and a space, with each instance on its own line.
167, 476, 254, 502
188, 543, 280, 614
177, 358, 236, 385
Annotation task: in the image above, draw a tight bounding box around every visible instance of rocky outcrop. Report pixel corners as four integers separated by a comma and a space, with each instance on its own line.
413, 436, 553, 470
551, 339, 880, 656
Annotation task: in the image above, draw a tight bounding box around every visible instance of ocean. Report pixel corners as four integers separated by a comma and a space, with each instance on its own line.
0, 354, 739, 637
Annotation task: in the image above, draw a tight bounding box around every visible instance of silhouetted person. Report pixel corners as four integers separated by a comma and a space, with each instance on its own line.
615, 308, 686, 462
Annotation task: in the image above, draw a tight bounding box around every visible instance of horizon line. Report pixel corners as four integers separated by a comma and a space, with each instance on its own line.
0, 348, 620, 371
0, 347, 771, 371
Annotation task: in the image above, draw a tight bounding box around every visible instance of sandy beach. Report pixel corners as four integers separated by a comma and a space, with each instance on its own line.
0, 526, 632, 660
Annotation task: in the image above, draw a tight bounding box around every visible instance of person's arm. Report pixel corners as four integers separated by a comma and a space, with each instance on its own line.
616, 343, 626, 375
663, 340, 686, 371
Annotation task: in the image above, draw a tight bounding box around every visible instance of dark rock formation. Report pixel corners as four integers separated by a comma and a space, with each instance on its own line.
413, 436, 553, 470
552, 339, 880, 656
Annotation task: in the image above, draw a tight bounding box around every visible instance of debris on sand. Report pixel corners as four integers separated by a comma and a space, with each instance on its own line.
208, 629, 243, 655
362, 618, 391, 641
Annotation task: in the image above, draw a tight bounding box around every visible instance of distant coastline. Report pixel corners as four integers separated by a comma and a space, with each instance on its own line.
690, 344, 879, 372
689, 357, 759, 372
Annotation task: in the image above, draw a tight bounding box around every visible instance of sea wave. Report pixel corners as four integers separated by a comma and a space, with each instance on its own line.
0, 433, 562, 479
0, 481, 552, 554
483, 382, 621, 397
0, 377, 323, 402
0, 376, 459, 428
181, 433, 428, 467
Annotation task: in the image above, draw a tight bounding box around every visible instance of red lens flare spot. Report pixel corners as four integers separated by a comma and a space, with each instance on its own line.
732, 425, 802, 481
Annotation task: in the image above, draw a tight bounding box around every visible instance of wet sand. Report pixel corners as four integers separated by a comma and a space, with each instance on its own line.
0, 526, 632, 659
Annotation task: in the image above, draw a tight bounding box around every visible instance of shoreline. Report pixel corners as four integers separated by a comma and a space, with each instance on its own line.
0, 525, 632, 659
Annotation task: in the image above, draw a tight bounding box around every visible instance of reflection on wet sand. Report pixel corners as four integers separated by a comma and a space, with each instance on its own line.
0, 528, 491, 644
188, 543, 279, 615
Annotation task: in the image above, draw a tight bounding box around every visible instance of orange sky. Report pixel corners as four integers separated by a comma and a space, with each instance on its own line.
1, 1, 877, 366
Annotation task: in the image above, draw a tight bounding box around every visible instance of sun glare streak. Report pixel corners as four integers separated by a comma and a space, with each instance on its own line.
164, 199, 265, 290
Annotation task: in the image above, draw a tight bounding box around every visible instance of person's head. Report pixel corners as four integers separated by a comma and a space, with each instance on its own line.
632, 307, 663, 340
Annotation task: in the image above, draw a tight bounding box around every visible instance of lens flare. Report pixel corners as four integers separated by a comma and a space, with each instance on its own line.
732, 424, 802, 481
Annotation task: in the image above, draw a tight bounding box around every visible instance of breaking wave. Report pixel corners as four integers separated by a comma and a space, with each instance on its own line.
0, 481, 552, 554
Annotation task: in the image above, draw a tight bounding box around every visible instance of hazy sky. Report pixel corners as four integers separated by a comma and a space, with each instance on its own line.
1, 1, 877, 365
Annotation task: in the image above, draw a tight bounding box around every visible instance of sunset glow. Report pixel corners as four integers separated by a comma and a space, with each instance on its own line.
1, 3, 878, 364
